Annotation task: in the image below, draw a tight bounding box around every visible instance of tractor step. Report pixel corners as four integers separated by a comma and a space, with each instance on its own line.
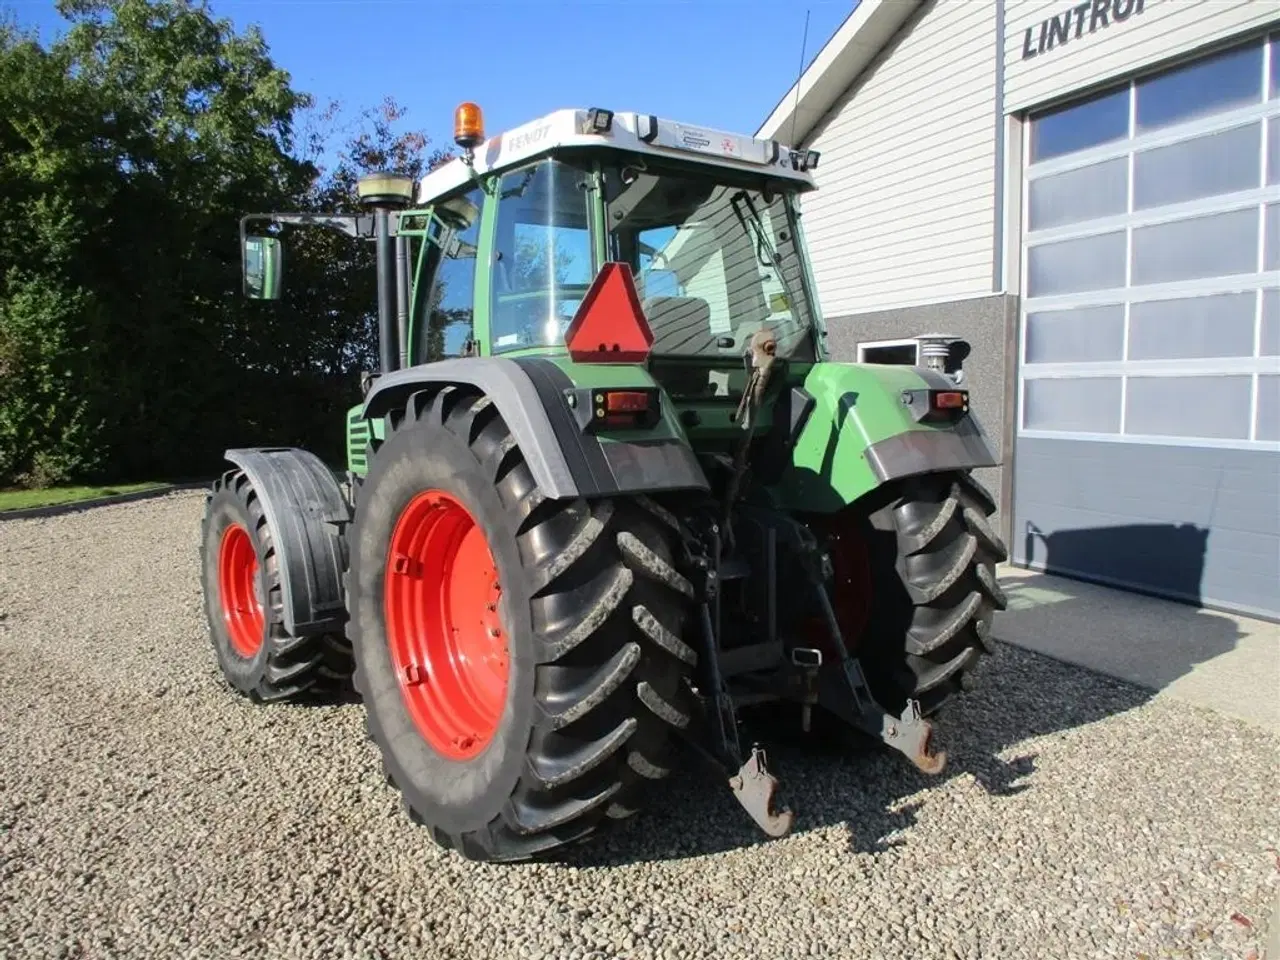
718, 640, 784, 676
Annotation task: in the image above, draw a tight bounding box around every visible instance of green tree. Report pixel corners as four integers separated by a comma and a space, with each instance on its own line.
0, 0, 452, 486
0, 20, 111, 484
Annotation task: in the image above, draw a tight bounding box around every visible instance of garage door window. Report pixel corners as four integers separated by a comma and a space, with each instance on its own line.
1020, 32, 1280, 449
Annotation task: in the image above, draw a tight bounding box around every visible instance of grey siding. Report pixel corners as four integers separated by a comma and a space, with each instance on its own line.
800, 0, 1000, 316
1004, 0, 1280, 113
1012, 437, 1280, 619
825, 294, 1018, 544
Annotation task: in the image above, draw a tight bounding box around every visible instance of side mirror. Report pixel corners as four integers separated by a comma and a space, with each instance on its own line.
243, 235, 283, 299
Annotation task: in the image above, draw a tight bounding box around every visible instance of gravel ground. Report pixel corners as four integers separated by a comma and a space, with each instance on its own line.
1, 490, 1276, 960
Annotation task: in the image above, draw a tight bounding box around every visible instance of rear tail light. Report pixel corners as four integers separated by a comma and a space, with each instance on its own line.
568, 387, 661, 432
595, 389, 655, 429
900, 388, 970, 423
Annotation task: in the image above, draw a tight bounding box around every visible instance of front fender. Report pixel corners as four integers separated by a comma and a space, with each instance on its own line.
223, 447, 350, 637
775, 362, 999, 513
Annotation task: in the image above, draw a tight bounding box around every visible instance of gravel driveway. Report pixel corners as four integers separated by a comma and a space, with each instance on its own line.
1, 491, 1276, 960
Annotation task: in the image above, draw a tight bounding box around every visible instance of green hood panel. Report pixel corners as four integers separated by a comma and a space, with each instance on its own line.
773, 362, 998, 513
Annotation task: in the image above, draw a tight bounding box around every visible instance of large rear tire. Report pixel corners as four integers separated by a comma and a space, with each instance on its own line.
346, 386, 698, 862
200, 470, 354, 702
823, 470, 1008, 717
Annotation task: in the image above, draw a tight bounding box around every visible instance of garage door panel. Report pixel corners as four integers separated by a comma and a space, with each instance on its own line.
1029, 157, 1128, 230
1016, 31, 1280, 618
1268, 122, 1280, 183
1023, 377, 1123, 433
1256, 375, 1280, 442
1125, 375, 1253, 440
1026, 304, 1126, 363
1131, 209, 1259, 285
1261, 290, 1280, 355
1127, 293, 1256, 360
1266, 203, 1280, 270
1134, 40, 1264, 133
1014, 439, 1277, 523
1027, 230, 1127, 296
1012, 438, 1280, 613
1133, 123, 1261, 210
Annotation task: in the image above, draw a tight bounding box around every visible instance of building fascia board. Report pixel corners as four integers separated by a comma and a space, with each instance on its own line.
756, 0, 926, 146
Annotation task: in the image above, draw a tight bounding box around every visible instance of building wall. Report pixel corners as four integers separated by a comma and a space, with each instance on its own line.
1004, 0, 1280, 113
782, 0, 1278, 617
800, 0, 1001, 316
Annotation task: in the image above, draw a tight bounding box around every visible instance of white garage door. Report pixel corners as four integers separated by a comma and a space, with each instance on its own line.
1013, 30, 1280, 618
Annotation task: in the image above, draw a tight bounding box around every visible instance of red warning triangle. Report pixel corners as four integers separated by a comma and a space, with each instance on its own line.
563, 262, 654, 364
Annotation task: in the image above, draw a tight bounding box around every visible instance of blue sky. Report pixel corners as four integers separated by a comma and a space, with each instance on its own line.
6, 0, 853, 156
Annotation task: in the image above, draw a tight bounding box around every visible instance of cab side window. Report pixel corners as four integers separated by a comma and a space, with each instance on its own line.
418, 185, 484, 363
489, 160, 595, 353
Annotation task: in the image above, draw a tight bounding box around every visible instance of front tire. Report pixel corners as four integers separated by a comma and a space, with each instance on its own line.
346, 386, 698, 862
200, 470, 354, 702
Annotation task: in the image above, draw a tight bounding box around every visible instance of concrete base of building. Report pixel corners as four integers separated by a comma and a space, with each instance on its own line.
992, 563, 1280, 733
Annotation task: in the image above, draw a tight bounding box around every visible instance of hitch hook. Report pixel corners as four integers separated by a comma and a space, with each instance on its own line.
728, 745, 794, 838
884, 699, 947, 775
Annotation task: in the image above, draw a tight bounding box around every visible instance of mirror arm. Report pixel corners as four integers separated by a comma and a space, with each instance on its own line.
239, 213, 381, 298
240, 212, 378, 242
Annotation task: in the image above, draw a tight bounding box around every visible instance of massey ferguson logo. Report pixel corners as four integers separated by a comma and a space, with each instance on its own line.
1021, 0, 1147, 60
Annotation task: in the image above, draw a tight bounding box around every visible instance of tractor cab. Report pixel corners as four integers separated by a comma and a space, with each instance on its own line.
401, 104, 827, 384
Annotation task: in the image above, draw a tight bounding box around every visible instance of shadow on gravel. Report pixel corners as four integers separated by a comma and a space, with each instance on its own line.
558, 618, 1241, 867
303, 686, 363, 708
286, 523, 1245, 867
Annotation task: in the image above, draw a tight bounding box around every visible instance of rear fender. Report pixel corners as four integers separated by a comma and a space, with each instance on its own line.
776, 362, 999, 513
362, 357, 708, 499
223, 447, 350, 637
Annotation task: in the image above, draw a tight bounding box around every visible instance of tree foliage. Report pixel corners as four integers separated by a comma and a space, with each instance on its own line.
0, 0, 453, 486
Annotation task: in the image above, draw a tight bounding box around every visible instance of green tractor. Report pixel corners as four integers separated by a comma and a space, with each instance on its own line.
201, 102, 1008, 862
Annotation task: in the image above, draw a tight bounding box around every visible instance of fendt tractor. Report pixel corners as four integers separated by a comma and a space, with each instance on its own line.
200, 102, 1009, 862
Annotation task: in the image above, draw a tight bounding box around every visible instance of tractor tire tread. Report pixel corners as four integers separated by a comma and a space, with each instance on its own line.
348, 385, 696, 863
870, 471, 1008, 715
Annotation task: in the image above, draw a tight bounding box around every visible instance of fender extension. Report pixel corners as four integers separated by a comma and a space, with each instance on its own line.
362, 357, 709, 500
223, 447, 350, 638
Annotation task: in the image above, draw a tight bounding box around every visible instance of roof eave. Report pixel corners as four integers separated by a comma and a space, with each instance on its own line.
756, 0, 926, 147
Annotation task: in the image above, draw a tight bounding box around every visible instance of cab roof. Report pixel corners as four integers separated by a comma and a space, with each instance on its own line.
414, 107, 820, 207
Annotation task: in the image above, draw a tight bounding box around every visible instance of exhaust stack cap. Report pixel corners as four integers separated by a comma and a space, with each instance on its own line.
915, 333, 971, 385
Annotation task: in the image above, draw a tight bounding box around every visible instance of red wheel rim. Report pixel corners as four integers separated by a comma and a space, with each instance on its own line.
827, 524, 873, 646
800, 513, 873, 658
384, 490, 509, 761
218, 522, 265, 658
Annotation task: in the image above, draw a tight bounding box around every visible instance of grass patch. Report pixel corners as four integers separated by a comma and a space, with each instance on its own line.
0, 482, 169, 513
